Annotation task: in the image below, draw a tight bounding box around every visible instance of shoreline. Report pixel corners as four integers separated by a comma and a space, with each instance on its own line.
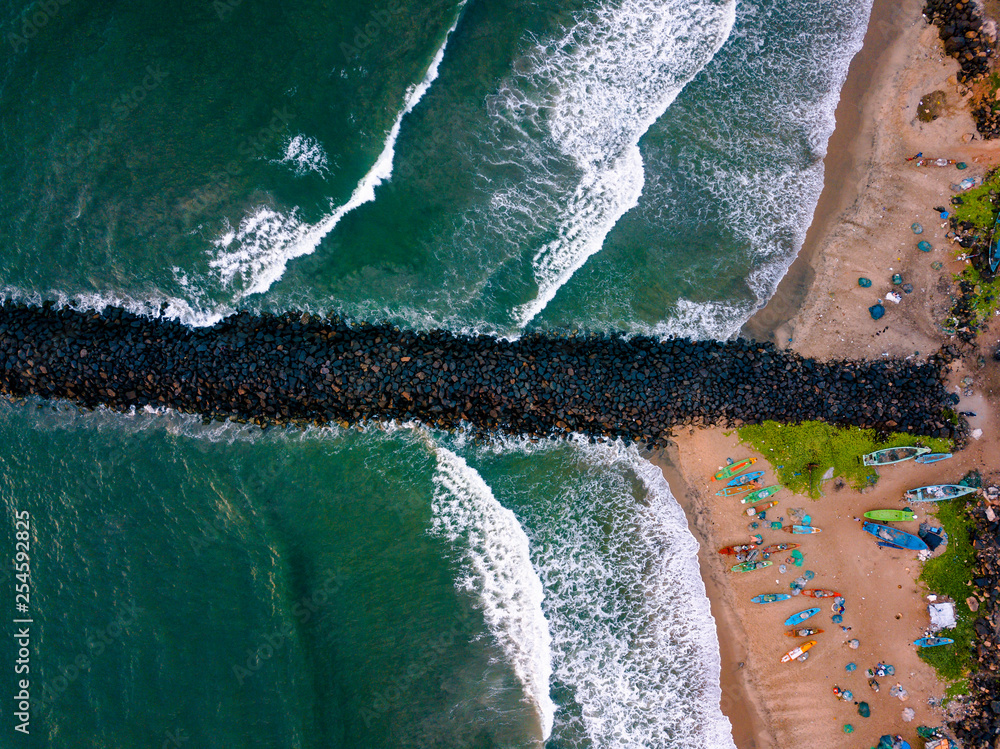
741, 0, 909, 346
666, 0, 1000, 745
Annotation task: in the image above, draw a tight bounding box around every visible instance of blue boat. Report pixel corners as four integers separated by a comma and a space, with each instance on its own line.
914, 636, 953, 648
726, 470, 763, 487
751, 593, 791, 604
862, 522, 928, 551
914, 452, 952, 464
991, 213, 1000, 274
784, 607, 820, 626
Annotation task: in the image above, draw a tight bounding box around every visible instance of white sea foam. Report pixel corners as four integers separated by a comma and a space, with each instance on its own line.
429, 446, 555, 741
207, 4, 467, 302
498, 0, 736, 328
628, 0, 875, 339
458, 437, 734, 748
275, 134, 331, 177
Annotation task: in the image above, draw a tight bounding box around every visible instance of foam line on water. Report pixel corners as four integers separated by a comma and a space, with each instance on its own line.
506, 0, 736, 329
461, 436, 735, 747
207, 4, 468, 302
429, 446, 555, 741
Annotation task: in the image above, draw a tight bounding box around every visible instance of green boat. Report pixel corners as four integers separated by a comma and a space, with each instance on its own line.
712, 458, 756, 481
731, 561, 772, 573
864, 509, 917, 522
904, 484, 977, 502
861, 446, 930, 466
740, 485, 781, 504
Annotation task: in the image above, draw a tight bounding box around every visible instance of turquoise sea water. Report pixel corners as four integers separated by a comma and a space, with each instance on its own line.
0, 0, 872, 746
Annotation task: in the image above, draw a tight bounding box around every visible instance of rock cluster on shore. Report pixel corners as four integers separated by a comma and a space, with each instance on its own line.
0, 302, 957, 443
925, 0, 993, 83
951, 488, 1000, 748
924, 0, 998, 137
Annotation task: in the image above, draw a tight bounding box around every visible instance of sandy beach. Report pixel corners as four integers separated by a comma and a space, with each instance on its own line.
659, 0, 1000, 745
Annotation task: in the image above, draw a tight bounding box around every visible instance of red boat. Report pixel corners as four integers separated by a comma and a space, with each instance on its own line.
718, 543, 758, 555
802, 589, 841, 599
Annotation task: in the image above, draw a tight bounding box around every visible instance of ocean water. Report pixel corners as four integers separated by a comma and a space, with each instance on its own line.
0, 0, 872, 746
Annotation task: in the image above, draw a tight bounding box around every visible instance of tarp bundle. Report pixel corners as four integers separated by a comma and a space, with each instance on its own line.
929, 603, 957, 630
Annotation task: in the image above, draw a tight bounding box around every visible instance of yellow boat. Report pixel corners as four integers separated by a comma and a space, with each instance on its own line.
780, 640, 816, 663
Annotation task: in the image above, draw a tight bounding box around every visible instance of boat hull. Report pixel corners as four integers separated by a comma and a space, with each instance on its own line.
761, 543, 800, 554
781, 639, 816, 663
783, 525, 821, 534
914, 637, 954, 648
915, 453, 952, 464
714, 483, 759, 497
862, 521, 928, 550
725, 470, 764, 487
861, 446, 930, 466
802, 589, 841, 599
740, 485, 781, 504
864, 509, 917, 522
751, 593, 791, 604
745, 500, 778, 516
719, 544, 758, 555
713, 458, 756, 481
785, 627, 823, 637
731, 561, 772, 573
784, 608, 820, 626
904, 484, 976, 503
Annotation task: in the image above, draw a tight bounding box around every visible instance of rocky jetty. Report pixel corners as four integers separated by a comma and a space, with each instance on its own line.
0, 302, 956, 442
951, 488, 1000, 747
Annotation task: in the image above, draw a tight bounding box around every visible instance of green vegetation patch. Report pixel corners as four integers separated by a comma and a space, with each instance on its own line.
955, 264, 1000, 327
918, 498, 977, 689
951, 167, 1000, 230
736, 421, 951, 498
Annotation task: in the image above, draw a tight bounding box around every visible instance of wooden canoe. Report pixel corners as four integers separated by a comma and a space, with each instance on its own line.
712, 458, 757, 481
783, 525, 821, 534
745, 500, 778, 517
718, 543, 758, 555
781, 640, 816, 663
864, 509, 916, 522
914, 637, 953, 648
915, 453, 952, 464
785, 627, 823, 637
740, 485, 781, 504
784, 608, 820, 626
861, 522, 928, 551
904, 484, 976, 503
802, 589, 841, 599
751, 593, 791, 604
861, 446, 930, 466
760, 542, 800, 554
725, 470, 764, 487
714, 483, 760, 497
731, 560, 772, 573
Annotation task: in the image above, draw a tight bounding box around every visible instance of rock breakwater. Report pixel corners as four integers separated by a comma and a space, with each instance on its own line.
0, 302, 955, 443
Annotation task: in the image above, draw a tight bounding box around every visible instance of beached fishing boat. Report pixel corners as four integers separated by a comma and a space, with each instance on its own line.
718, 543, 758, 555
725, 470, 764, 488
864, 509, 917, 522
731, 560, 772, 573
915, 453, 952, 464
802, 589, 841, 599
745, 500, 778, 517
785, 627, 823, 637
740, 485, 781, 504
784, 608, 820, 626
782, 525, 821, 535
712, 458, 757, 481
991, 213, 1000, 274
861, 522, 928, 551
761, 542, 799, 554
781, 640, 816, 663
914, 636, 954, 648
861, 446, 931, 466
904, 484, 977, 502
714, 483, 760, 497
751, 593, 791, 604
861, 447, 931, 466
